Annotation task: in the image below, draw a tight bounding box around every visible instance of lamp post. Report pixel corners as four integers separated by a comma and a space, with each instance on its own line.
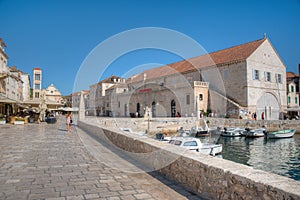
143, 73, 150, 133
196, 94, 200, 120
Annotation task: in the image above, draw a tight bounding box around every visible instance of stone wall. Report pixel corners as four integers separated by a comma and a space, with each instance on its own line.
78, 120, 300, 200
83, 116, 300, 133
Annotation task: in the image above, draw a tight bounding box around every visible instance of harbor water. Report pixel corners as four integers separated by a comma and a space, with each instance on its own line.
200, 133, 300, 181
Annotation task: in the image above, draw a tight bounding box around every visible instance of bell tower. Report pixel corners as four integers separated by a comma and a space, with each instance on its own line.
33, 68, 42, 99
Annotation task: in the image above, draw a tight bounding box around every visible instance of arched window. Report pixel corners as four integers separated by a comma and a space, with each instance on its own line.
137, 103, 140, 116
152, 101, 156, 117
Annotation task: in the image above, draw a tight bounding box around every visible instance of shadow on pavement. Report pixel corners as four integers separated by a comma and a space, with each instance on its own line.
76, 126, 204, 200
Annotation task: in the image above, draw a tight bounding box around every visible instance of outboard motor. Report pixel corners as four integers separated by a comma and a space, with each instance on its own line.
156, 133, 164, 140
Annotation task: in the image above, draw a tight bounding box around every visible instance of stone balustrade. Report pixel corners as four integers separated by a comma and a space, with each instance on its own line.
194, 81, 209, 87
78, 119, 300, 200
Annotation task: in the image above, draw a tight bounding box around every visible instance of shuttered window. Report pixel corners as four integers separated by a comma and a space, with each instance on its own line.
265, 72, 271, 82
253, 69, 260, 80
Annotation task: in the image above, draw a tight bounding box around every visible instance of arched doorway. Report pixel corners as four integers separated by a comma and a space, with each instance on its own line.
152, 101, 156, 117
171, 100, 176, 117
137, 103, 140, 117
256, 93, 280, 120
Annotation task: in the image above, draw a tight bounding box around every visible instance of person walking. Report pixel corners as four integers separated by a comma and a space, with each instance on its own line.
177, 112, 181, 118
253, 112, 257, 120
66, 112, 72, 132
261, 112, 265, 120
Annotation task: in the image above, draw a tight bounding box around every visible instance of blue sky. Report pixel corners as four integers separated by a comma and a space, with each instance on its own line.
0, 0, 299, 95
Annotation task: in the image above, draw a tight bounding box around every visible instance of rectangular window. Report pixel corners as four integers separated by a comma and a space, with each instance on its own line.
253, 69, 260, 80
296, 97, 298, 104
186, 94, 190, 105
35, 92, 39, 98
35, 74, 41, 81
276, 74, 282, 83
35, 84, 40, 89
118, 101, 120, 108
265, 72, 271, 82
291, 85, 294, 93
288, 96, 291, 104
199, 94, 203, 101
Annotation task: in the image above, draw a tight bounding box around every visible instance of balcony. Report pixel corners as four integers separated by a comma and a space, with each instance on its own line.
0, 72, 8, 79
194, 81, 209, 87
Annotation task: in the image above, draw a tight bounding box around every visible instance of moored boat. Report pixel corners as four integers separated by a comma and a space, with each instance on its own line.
189, 119, 211, 137
243, 128, 267, 138
190, 126, 209, 137
219, 127, 244, 137
168, 137, 222, 156
266, 129, 296, 139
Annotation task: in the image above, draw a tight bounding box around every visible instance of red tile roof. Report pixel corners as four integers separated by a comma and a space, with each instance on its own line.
0, 38, 7, 47
286, 72, 299, 78
128, 38, 266, 83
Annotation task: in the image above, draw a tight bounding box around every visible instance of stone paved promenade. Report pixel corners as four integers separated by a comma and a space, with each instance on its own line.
0, 118, 202, 200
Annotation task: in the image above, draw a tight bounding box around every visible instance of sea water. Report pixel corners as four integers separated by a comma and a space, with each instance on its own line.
200, 133, 300, 181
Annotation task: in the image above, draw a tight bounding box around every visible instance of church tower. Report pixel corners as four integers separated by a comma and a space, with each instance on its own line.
33, 68, 42, 99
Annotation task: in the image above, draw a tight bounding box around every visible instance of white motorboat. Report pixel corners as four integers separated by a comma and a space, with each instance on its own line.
190, 120, 210, 137
177, 127, 192, 137
243, 128, 267, 138
190, 126, 209, 137
120, 128, 146, 136
266, 129, 296, 139
219, 127, 244, 137
169, 137, 222, 156
155, 132, 172, 142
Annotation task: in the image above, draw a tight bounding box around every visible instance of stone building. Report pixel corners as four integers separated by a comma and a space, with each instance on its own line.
0, 39, 31, 115
286, 66, 300, 118
71, 90, 89, 110
6, 68, 23, 102
19, 70, 31, 102
208, 37, 287, 119
23, 69, 64, 111
32, 68, 42, 99
45, 83, 64, 104
99, 60, 211, 117
63, 94, 72, 107
88, 75, 126, 116
8, 66, 31, 102
105, 83, 129, 117
0, 38, 8, 97
88, 37, 287, 119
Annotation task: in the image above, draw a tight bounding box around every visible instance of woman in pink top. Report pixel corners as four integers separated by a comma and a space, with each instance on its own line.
66, 112, 72, 132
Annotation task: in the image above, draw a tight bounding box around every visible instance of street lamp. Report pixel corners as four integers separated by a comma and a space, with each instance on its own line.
143, 73, 150, 134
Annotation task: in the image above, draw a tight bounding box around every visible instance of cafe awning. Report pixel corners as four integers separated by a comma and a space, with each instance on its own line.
0, 96, 17, 104
286, 106, 300, 112
57, 107, 79, 112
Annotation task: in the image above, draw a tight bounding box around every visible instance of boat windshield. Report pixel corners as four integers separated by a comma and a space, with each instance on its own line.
183, 141, 198, 146
169, 140, 182, 145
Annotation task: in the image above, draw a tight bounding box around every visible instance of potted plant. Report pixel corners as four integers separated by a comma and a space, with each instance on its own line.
0, 117, 6, 125
0, 114, 6, 124
14, 117, 25, 125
